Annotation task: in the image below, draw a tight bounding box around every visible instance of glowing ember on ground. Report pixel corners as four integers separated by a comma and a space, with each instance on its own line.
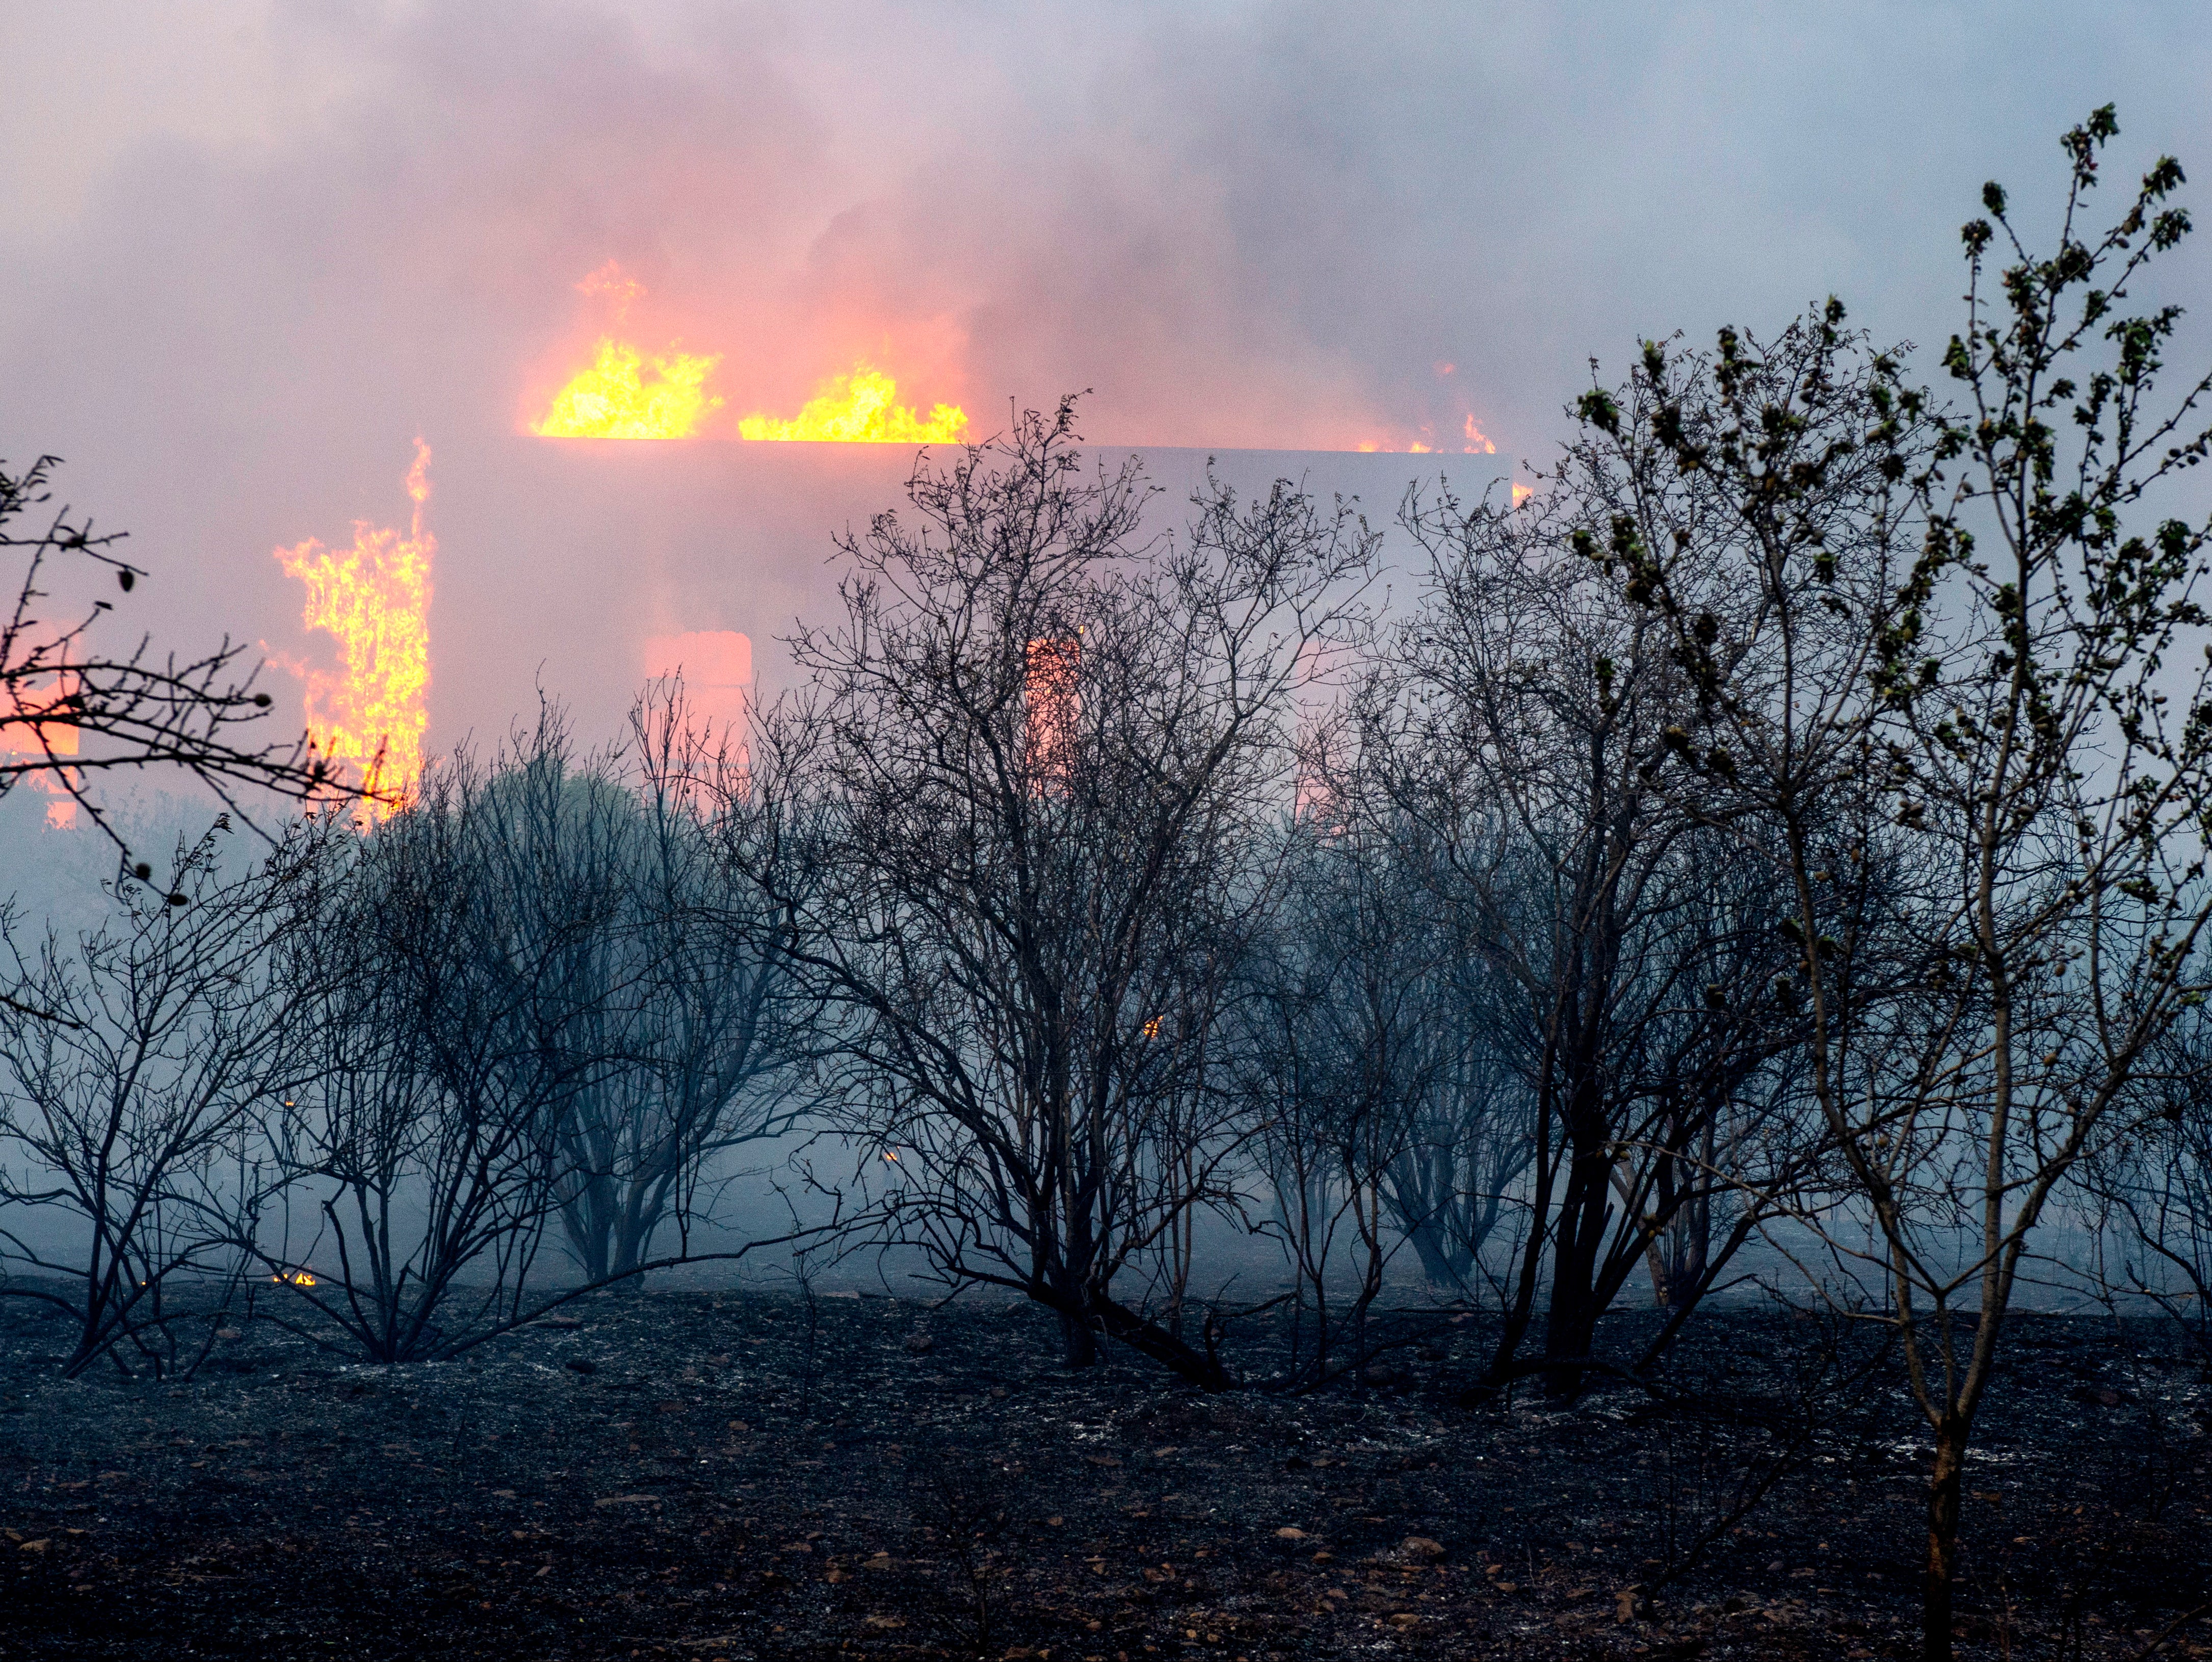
739, 365, 967, 445
274, 442, 434, 819
532, 339, 725, 439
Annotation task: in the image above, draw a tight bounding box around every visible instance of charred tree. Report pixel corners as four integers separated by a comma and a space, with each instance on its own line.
2, 454, 335, 856
0, 823, 308, 1376
747, 401, 1376, 1387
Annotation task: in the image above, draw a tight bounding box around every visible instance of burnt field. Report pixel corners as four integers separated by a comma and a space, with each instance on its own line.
1, 1290, 2206, 1661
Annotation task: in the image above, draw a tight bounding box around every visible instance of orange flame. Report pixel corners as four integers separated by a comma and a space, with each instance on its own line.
273, 1269, 318, 1288
532, 339, 724, 439
274, 442, 434, 819
1, 669, 82, 828
530, 264, 723, 439
739, 365, 967, 445
1355, 413, 1502, 456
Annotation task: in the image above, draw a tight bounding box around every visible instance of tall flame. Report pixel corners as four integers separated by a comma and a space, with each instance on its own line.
530, 264, 723, 440
531, 340, 725, 440
740, 365, 967, 445
274, 442, 434, 819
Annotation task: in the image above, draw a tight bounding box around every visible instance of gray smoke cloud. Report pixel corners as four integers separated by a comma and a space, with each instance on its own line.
2, 1, 2207, 752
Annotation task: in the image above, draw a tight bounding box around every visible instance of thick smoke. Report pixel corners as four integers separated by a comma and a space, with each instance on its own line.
2, 1, 2206, 750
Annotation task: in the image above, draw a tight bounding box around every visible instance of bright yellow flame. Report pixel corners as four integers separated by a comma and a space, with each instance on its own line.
740, 365, 967, 445
1511, 483, 1533, 508
274, 442, 434, 819
532, 339, 724, 440
273, 1269, 317, 1287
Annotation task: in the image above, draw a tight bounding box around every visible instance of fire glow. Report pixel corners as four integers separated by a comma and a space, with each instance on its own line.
524, 266, 1501, 454
529, 264, 724, 440
531, 339, 725, 440
642, 630, 752, 736
738, 365, 967, 445
274, 442, 435, 819
1356, 416, 1498, 456
1025, 636, 1079, 789
528, 263, 967, 444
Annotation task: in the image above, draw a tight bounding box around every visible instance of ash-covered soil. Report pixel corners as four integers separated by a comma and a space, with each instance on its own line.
2, 1288, 2206, 1659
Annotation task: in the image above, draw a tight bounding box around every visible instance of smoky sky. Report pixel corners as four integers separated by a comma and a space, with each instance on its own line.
4, 1, 2209, 750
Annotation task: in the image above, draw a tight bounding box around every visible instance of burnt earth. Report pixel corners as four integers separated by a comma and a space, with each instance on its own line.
2, 1289, 2207, 1659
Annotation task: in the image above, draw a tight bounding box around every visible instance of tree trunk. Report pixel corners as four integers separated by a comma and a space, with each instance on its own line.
1480, 1112, 1558, 1389
1642, 1234, 1673, 1310
1091, 1294, 1235, 1389
1541, 1146, 1612, 1394
1403, 1208, 1469, 1291
1923, 1413, 1968, 1662
1483, 1236, 1542, 1386
561, 1166, 615, 1286
1059, 1306, 1100, 1368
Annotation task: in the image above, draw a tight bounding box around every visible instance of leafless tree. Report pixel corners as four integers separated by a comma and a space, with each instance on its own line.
1581, 109, 2212, 1660
0, 823, 306, 1375
748, 401, 1376, 1386
1234, 812, 1490, 1385
1381, 936, 1533, 1299
2081, 999, 2212, 1365
1353, 459, 1819, 1395
264, 721, 619, 1362
549, 682, 804, 1285
2, 454, 334, 858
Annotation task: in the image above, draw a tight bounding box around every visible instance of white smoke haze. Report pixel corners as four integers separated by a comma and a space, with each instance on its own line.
0, 12, 2203, 1475
2, 0, 2208, 755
